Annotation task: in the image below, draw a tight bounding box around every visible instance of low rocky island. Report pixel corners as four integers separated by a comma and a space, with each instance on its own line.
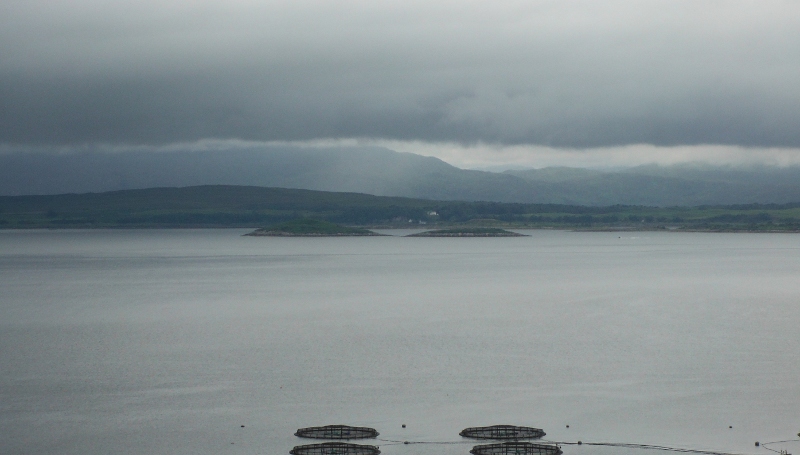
407, 228, 527, 237
245, 219, 382, 236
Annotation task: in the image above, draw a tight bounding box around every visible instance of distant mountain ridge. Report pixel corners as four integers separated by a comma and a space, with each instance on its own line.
2, 146, 800, 206
503, 165, 800, 206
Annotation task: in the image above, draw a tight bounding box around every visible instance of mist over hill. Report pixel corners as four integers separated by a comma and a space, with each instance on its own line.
504, 164, 800, 206
3, 146, 800, 206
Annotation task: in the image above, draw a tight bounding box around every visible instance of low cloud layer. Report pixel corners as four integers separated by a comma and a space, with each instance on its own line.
2, 1, 800, 150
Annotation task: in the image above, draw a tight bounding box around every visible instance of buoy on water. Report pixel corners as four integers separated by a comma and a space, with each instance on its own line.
402, 424, 406, 428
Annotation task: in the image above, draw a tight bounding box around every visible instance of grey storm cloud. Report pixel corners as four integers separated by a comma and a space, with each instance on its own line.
2, 0, 799, 147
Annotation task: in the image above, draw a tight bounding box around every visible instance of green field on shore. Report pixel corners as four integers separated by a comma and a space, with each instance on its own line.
2, 185, 800, 231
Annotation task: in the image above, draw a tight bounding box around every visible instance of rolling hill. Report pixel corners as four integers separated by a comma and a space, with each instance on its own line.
2, 146, 800, 206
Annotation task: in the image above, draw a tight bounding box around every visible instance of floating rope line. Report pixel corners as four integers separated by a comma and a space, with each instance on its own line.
375, 437, 763, 455
760, 439, 799, 454
376, 438, 476, 446
545, 441, 751, 455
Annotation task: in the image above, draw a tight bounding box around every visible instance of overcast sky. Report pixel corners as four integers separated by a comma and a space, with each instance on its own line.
2, 1, 800, 167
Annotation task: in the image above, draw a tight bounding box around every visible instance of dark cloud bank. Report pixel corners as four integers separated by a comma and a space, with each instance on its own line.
2, 1, 800, 148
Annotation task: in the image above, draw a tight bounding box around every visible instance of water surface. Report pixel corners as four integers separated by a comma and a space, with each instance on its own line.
1, 229, 798, 455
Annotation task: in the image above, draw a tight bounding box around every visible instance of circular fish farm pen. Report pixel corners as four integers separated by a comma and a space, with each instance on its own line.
470, 442, 562, 455
460, 425, 546, 440
290, 442, 381, 455
295, 425, 379, 440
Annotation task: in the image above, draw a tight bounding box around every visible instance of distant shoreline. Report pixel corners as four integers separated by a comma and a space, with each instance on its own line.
2, 185, 800, 232
4, 224, 797, 233
2, 226, 800, 234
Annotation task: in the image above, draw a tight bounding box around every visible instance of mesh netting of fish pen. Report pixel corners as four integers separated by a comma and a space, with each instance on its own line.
460, 425, 546, 440
470, 442, 562, 455
295, 425, 379, 440
290, 442, 381, 455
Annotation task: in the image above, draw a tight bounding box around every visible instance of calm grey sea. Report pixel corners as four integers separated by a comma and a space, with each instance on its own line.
1, 229, 798, 455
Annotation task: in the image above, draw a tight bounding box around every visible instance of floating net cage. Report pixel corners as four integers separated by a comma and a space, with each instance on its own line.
460, 425, 546, 440
295, 425, 379, 440
470, 442, 562, 455
290, 442, 381, 455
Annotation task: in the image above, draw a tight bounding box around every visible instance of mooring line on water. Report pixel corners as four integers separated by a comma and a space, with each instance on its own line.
376, 437, 764, 455
760, 438, 800, 454
376, 437, 475, 446
558, 441, 751, 455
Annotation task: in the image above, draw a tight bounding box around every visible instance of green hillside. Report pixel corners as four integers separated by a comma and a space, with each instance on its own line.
1, 185, 800, 231
6, 148, 800, 206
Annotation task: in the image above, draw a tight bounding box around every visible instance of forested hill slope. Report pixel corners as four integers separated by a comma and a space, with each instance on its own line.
3, 146, 800, 206
3, 185, 800, 231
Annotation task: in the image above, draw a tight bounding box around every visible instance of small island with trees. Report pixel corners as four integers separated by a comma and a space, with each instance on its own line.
407, 227, 527, 237
245, 218, 382, 236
